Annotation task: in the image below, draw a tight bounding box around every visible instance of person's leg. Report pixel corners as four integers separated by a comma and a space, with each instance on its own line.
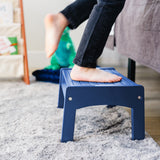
70, 0, 126, 82
45, 13, 69, 58
45, 0, 97, 58
60, 0, 97, 29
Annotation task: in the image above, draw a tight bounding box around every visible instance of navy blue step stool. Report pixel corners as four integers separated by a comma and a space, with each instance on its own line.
58, 68, 145, 142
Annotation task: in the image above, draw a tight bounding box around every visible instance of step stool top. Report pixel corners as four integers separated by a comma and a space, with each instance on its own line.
61, 68, 142, 87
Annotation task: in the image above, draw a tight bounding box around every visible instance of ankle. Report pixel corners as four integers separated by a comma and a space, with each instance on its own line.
73, 65, 91, 72
57, 13, 69, 28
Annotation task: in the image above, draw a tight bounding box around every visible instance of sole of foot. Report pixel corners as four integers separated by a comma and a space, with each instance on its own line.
44, 13, 69, 58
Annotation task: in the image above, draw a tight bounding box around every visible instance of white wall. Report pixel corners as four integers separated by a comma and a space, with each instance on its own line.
24, 0, 69, 51
23, 0, 90, 68
23, 0, 127, 69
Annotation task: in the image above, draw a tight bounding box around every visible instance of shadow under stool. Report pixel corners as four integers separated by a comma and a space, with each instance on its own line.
58, 68, 145, 142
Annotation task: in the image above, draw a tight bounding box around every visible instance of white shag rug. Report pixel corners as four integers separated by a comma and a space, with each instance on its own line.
0, 78, 160, 160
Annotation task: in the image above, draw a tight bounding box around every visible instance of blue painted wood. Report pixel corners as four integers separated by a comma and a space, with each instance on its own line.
58, 67, 145, 142
57, 85, 64, 108
131, 100, 145, 140
61, 100, 76, 142
58, 70, 64, 108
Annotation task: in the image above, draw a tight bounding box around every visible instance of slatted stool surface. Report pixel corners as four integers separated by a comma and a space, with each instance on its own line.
58, 68, 145, 142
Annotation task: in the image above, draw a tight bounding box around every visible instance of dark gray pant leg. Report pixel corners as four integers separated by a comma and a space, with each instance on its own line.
73, 0, 126, 68
61, 0, 97, 29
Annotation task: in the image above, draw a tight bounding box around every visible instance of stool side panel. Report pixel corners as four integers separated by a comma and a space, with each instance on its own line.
65, 86, 144, 109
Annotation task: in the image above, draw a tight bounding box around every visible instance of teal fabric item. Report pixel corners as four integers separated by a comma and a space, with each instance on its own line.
45, 27, 76, 70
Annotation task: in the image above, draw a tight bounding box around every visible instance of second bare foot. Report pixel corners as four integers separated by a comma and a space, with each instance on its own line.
44, 13, 69, 58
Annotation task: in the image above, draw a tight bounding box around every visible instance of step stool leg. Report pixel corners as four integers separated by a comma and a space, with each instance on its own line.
61, 102, 76, 142
58, 85, 64, 108
131, 103, 145, 140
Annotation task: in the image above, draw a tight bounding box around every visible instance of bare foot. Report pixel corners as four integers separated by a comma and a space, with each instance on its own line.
44, 13, 69, 58
70, 65, 122, 83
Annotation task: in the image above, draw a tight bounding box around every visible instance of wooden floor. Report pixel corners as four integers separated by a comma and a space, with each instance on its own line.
116, 66, 160, 146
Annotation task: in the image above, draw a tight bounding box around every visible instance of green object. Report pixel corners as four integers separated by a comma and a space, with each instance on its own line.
8, 37, 18, 55
45, 27, 76, 70
0, 36, 18, 55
